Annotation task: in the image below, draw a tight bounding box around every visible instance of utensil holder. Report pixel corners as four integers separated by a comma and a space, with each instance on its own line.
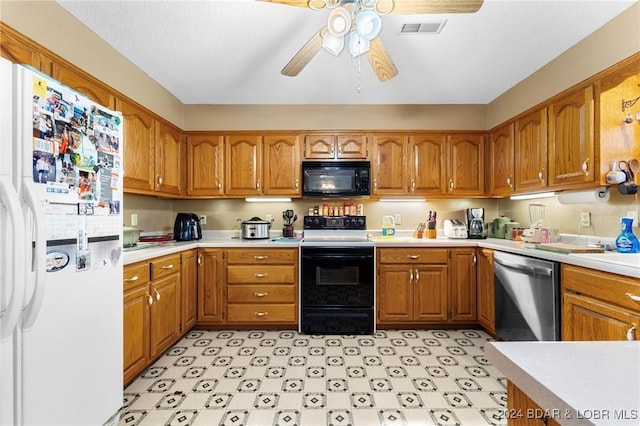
283, 224, 294, 238
427, 228, 437, 239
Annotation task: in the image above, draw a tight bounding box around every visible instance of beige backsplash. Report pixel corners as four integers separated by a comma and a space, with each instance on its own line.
124, 190, 639, 238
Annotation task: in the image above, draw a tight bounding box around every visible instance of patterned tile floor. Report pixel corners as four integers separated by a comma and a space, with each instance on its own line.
119, 329, 507, 426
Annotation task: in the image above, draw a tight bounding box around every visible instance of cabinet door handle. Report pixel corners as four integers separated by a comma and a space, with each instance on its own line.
581, 157, 589, 175
124, 275, 139, 283
330, 146, 335, 156
198, 255, 201, 265
254, 255, 268, 260
256, 180, 261, 191
158, 176, 163, 186
627, 323, 637, 341
373, 179, 378, 189
626, 293, 640, 303
414, 268, 419, 282
295, 179, 299, 189
473, 255, 477, 265
255, 311, 268, 318
146, 292, 154, 306
538, 168, 545, 182
409, 269, 414, 282
411, 180, 416, 192
449, 179, 454, 190
255, 273, 267, 278
338, 145, 342, 155
162, 264, 174, 270
407, 254, 421, 260
506, 176, 512, 188
217, 182, 222, 190
154, 289, 161, 301
254, 292, 268, 298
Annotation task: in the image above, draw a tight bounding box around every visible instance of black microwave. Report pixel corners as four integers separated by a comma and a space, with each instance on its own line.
302, 161, 370, 197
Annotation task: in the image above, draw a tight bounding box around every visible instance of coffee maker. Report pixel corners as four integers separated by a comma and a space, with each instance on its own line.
466, 208, 486, 239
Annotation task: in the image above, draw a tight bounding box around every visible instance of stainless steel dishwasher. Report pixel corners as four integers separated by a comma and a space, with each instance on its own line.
494, 251, 561, 341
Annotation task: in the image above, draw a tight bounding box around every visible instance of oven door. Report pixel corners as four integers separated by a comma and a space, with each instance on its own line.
300, 246, 374, 307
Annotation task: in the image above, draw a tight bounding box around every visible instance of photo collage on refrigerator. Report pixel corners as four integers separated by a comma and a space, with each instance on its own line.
30, 74, 122, 214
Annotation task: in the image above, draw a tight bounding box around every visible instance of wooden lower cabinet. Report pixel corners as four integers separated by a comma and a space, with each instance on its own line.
377, 248, 448, 323
226, 248, 298, 325
449, 248, 477, 322
180, 250, 198, 333
123, 261, 151, 385
477, 248, 495, 334
123, 253, 184, 385
507, 382, 561, 426
197, 248, 225, 323
562, 264, 640, 341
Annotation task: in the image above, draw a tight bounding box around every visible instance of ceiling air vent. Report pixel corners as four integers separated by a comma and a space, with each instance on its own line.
400, 20, 446, 34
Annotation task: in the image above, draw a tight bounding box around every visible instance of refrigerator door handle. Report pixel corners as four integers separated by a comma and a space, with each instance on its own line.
20, 179, 47, 332
0, 176, 27, 340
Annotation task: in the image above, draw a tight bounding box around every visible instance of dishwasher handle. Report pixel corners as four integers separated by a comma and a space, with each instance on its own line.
494, 256, 553, 277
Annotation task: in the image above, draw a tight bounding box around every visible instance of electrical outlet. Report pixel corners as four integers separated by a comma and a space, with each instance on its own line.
265, 214, 272, 222
580, 212, 591, 227
394, 213, 401, 225
199, 215, 207, 225
131, 214, 138, 226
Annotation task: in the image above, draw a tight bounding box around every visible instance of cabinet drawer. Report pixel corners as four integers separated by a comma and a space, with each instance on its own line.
227, 304, 296, 323
123, 262, 149, 292
562, 264, 640, 313
228, 285, 296, 303
378, 248, 448, 264
150, 254, 181, 280
227, 248, 297, 264
227, 265, 296, 284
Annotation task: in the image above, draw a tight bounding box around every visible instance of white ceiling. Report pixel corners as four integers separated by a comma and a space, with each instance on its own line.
57, 0, 637, 105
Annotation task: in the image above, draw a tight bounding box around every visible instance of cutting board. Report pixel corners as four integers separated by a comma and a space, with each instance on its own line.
536, 243, 605, 254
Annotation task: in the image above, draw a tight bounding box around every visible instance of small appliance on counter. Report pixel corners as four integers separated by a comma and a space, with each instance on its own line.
174, 213, 202, 241
488, 215, 517, 239
520, 204, 559, 243
466, 208, 486, 239
444, 219, 468, 239
240, 217, 272, 239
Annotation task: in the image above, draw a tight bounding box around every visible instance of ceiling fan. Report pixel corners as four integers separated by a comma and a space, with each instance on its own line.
258, 0, 484, 82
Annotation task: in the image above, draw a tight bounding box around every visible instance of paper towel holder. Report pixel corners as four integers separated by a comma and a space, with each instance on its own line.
557, 187, 610, 205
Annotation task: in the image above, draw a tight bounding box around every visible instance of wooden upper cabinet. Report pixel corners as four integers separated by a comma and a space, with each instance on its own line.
0, 24, 52, 72
117, 97, 156, 194
548, 85, 594, 188
514, 107, 548, 192
263, 134, 301, 196
488, 123, 515, 197
304, 134, 368, 159
598, 57, 640, 183
225, 134, 262, 196
409, 133, 447, 195
447, 133, 485, 196
155, 120, 184, 196
337, 135, 368, 159
51, 61, 116, 109
372, 134, 408, 195
186, 134, 224, 197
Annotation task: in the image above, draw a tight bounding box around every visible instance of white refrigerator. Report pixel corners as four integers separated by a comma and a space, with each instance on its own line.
0, 57, 123, 426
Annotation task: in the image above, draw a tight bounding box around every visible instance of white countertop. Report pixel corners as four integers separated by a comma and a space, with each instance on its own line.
123, 231, 640, 278
486, 341, 640, 426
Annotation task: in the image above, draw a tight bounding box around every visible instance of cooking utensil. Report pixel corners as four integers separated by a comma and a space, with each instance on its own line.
629, 159, 639, 184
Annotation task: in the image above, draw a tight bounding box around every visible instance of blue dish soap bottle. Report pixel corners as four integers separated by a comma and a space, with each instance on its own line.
615, 217, 640, 253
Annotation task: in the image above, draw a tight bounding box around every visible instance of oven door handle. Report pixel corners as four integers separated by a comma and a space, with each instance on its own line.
301, 254, 374, 260
494, 257, 553, 277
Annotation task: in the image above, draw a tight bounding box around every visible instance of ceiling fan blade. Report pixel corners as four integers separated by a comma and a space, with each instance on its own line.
367, 37, 398, 82
256, 0, 310, 8
382, 0, 484, 15
281, 28, 325, 77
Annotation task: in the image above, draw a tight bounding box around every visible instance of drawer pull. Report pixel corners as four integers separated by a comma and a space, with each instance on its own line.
255, 273, 267, 278
627, 323, 637, 341
162, 264, 174, 270
254, 292, 268, 297
626, 293, 640, 303
146, 292, 153, 306
154, 289, 161, 301
407, 255, 421, 260
254, 255, 268, 260
124, 275, 139, 283
255, 311, 268, 318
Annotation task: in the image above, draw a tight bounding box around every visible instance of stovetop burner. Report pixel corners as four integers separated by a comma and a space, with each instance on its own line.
301, 216, 371, 247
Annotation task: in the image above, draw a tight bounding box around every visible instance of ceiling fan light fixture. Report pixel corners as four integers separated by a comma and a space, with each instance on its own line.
348, 31, 370, 57
355, 10, 382, 40
322, 32, 345, 56
327, 6, 352, 37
